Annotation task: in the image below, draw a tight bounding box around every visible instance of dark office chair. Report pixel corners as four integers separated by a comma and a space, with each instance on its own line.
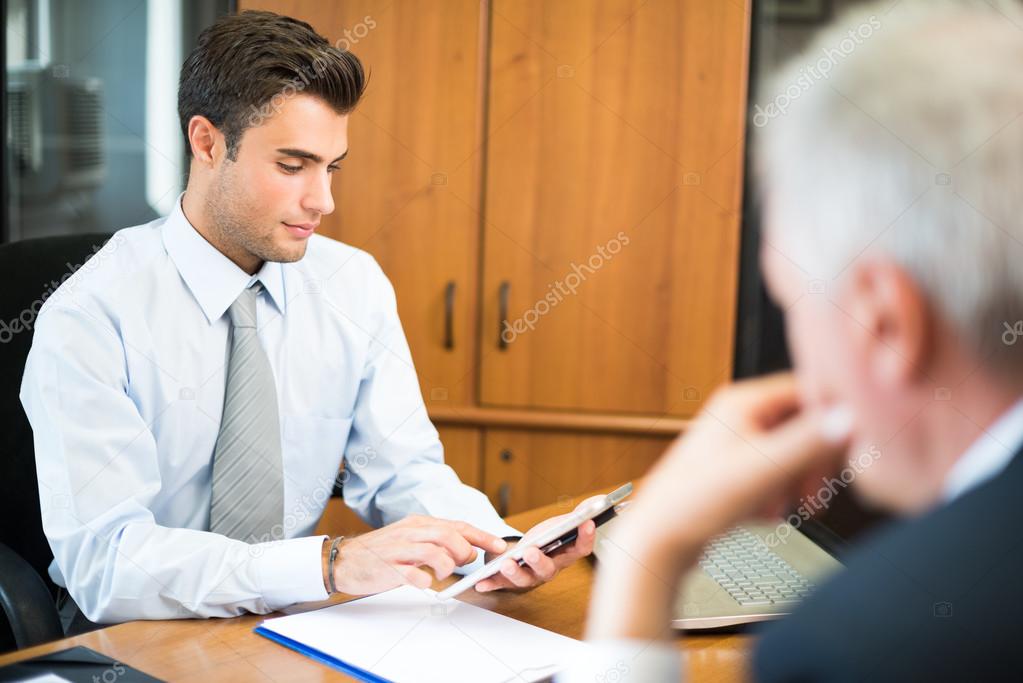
0, 233, 113, 653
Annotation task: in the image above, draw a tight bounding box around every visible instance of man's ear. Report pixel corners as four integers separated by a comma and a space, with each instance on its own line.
186, 114, 223, 166
845, 260, 932, 389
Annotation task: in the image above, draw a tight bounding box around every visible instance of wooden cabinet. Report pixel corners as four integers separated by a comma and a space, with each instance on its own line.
483, 429, 672, 517
242, 0, 749, 517
440, 426, 483, 491
319, 424, 672, 534
480, 0, 749, 416
243, 0, 488, 408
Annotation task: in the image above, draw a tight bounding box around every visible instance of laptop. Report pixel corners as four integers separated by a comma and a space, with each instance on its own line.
593, 516, 847, 629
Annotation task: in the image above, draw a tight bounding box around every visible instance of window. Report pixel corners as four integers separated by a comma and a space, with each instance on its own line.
4, 0, 232, 243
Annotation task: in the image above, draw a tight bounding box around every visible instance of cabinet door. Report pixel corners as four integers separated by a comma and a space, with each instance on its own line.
483, 429, 671, 517
439, 425, 484, 490
242, 0, 487, 408
316, 426, 483, 536
479, 0, 750, 416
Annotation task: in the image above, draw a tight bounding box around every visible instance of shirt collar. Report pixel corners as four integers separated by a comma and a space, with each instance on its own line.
943, 397, 1023, 503
162, 193, 288, 324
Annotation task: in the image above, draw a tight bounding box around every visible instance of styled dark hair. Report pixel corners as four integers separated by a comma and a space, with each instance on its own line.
178, 10, 366, 160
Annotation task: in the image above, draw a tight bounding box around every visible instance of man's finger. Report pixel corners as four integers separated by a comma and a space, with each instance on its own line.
476, 575, 509, 592
520, 514, 568, 543
765, 405, 853, 475
498, 557, 534, 588
711, 372, 800, 425
401, 544, 456, 580
521, 547, 558, 581
563, 520, 596, 559
541, 521, 597, 566
400, 565, 433, 590
412, 525, 477, 566
452, 521, 508, 554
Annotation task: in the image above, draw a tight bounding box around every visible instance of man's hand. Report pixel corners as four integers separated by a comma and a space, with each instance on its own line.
587, 373, 853, 640
625, 373, 853, 556
326, 515, 508, 596
474, 497, 601, 593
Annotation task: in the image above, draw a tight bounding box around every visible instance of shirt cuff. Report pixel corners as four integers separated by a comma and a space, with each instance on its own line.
255, 534, 329, 610
555, 639, 682, 683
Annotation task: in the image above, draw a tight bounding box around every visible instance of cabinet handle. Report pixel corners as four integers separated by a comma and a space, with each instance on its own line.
497, 482, 511, 518
443, 281, 455, 350
497, 281, 510, 350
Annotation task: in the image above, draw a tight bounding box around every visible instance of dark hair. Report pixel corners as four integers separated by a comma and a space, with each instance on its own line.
178, 10, 366, 160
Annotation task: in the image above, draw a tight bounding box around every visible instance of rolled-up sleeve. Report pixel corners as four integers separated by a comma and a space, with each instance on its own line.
338, 256, 520, 573
21, 304, 328, 622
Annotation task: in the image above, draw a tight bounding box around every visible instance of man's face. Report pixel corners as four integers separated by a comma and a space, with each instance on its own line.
204, 94, 349, 269
760, 233, 862, 426
761, 211, 929, 511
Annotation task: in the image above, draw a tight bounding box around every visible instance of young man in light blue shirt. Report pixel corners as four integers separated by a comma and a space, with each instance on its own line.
20, 10, 595, 629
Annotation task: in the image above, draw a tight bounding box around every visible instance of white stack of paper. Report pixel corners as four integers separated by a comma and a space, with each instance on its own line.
256, 585, 590, 682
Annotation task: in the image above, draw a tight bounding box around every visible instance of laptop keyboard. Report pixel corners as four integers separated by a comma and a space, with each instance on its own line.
698, 527, 815, 607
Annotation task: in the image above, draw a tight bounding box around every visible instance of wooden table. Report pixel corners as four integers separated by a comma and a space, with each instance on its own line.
0, 493, 753, 682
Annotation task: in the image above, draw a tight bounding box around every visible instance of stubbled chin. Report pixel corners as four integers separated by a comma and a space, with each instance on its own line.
281, 243, 308, 262
261, 238, 309, 264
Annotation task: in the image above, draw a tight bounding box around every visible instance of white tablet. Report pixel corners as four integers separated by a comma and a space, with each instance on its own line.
436, 482, 633, 600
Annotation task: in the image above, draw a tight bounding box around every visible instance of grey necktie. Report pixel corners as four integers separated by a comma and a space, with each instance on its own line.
209, 282, 284, 543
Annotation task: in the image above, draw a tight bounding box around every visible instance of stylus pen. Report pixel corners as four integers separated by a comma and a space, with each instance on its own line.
514, 501, 630, 567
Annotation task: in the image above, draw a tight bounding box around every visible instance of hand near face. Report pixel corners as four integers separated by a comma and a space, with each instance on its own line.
629, 372, 853, 553
588, 372, 853, 640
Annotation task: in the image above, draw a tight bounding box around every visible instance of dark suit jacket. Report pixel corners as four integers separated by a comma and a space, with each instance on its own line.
753, 446, 1023, 682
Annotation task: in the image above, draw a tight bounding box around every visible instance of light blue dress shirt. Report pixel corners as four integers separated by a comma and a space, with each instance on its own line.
20, 193, 519, 623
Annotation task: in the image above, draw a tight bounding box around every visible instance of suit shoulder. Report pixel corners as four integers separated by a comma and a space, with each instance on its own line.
754, 457, 1023, 681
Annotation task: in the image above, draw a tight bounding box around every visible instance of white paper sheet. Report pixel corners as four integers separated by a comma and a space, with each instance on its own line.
258, 585, 590, 682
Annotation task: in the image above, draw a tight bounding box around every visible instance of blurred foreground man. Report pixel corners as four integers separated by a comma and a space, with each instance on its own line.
562, 1, 1023, 680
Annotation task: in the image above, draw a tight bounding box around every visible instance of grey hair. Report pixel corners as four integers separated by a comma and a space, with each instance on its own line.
755, 0, 1023, 371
